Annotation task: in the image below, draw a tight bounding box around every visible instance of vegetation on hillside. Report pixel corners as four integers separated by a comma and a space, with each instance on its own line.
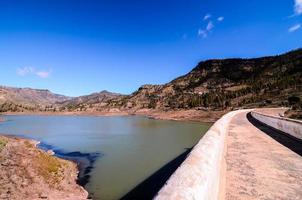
0, 138, 7, 152
111, 48, 302, 111
0, 48, 301, 113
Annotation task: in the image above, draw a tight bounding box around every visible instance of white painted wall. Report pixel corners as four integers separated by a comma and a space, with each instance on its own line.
155, 110, 249, 200
251, 111, 302, 140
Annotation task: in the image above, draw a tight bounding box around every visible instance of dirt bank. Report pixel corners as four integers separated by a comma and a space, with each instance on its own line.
134, 109, 226, 123
0, 135, 88, 200
3, 108, 226, 123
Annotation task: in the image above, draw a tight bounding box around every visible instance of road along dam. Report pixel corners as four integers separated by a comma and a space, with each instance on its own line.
155, 108, 302, 200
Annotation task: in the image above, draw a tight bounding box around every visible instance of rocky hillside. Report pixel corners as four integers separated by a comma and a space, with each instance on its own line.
106, 48, 301, 111
0, 86, 71, 112
57, 90, 124, 112
0, 135, 88, 199
1, 48, 301, 113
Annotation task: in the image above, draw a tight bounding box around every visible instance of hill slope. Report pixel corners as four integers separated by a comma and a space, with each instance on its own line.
58, 90, 124, 112
1, 48, 301, 114
0, 86, 71, 112
108, 48, 302, 111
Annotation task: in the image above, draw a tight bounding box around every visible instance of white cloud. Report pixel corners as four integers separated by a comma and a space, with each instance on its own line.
206, 21, 214, 31
198, 29, 207, 38
199, 14, 224, 38
203, 14, 211, 21
289, 24, 301, 32
35, 70, 51, 78
16, 67, 52, 78
217, 16, 224, 22
17, 67, 34, 76
198, 21, 215, 38
295, 0, 302, 15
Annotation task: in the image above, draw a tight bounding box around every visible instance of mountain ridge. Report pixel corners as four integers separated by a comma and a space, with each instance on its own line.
0, 48, 301, 115
106, 48, 302, 111
0, 85, 72, 112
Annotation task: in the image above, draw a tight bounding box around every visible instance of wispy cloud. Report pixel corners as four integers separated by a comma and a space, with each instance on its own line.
294, 0, 302, 15
203, 14, 211, 21
289, 24, 301, 32
206, 21, 214, 31
35, 70, 51, 78
198, 29, 207, 38
199, 13, 224, 38
217, 16, 224, 22
16, 67, 52, 78
17, 67, 35, 76
198, 20, 216, 38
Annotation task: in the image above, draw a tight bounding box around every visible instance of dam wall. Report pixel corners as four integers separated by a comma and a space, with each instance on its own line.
156, 108, 301, 200
251, 111, 302, 140
155, 110, 249, 200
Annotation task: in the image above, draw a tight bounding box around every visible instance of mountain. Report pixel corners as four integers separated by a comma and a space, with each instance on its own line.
106, 48, 302, 111
0, 86, 71, 112
1, 48, 301, 114
57, 90, 124, 112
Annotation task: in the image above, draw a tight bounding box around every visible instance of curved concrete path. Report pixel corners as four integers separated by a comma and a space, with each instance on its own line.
226, 110, 302, 200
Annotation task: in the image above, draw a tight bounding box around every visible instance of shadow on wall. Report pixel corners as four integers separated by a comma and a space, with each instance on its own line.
247, 112, 302, 156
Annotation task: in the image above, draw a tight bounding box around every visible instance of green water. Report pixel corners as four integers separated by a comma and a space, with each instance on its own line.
0, 115, 210, 199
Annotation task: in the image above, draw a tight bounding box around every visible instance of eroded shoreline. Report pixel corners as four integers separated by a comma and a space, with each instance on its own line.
2, 108, 226, 123
0, 135, 89, 200
37, 142, 101, 187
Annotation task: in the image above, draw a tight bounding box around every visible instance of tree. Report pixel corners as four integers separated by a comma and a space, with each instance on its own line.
288, 96, 300, 105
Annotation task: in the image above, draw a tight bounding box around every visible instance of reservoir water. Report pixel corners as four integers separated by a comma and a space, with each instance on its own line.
0, 115, 210, 200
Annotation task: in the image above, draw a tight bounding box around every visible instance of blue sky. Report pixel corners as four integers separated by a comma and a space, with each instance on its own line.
0, 0, 301, 96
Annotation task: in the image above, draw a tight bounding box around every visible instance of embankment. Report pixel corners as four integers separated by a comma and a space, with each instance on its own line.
251, 110, 302, 140
0, 135, 88, 200
156, 108, 302, 200
155, 109, 248, 200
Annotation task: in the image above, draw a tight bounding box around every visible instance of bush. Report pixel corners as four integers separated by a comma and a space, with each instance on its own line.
0, 138, 7, 152
288, 96, 300, 105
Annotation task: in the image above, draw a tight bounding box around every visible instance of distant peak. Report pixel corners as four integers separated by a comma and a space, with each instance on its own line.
99, 90, 110, 93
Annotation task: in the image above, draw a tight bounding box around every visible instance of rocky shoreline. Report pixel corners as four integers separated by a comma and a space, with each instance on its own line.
37, 142, 101, 188
0, 135, 89, 200
3, 108, 226, 123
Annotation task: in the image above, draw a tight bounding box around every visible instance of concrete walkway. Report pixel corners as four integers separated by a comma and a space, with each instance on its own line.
225, 110, 302, 200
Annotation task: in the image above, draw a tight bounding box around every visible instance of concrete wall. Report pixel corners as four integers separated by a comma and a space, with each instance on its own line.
155, 110, 248, 200
251, 111, 302, 140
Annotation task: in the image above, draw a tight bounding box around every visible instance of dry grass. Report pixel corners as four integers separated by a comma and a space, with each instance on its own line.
24, 140, 34, 148
0, 136, 87, 199
35, 151, 63, 186
0, 138, 7, 152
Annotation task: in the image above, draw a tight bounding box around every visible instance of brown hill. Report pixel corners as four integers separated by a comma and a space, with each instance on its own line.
1, 48, 301, 114
57, 90, 124, 112
0, 86, 71, 112
109, 48, 302, 111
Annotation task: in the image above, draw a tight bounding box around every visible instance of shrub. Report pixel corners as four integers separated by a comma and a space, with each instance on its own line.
0, 138, 7, 152
288, 96, 300, 105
